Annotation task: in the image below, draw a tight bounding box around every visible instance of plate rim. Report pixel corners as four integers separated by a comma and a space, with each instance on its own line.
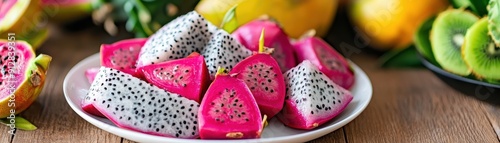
63, 53, 373, 142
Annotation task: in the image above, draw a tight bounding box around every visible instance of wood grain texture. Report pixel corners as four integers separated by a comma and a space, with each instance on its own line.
482, 104, 500, 142
0, 125, 13, 143
342, 54, 499, 143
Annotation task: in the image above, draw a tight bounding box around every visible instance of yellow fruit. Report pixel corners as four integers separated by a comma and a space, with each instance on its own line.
196, 0, 338, 38
350, 0, 449, 50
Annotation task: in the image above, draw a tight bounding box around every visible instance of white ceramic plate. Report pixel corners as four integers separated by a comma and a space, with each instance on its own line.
63, 53, 372, 143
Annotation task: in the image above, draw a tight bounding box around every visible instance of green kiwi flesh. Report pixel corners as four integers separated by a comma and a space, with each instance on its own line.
431, 9, 478, 76
463, 18, 500, 81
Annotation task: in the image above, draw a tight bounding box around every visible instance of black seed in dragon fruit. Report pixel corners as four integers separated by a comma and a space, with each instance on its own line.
201, 30, 253, 79
136, 11, 218, 67
137, 52, 210, 103
100, 38, 147, 78
198, 69, 263, 139
84, 67, 200, 138
277, 60, 353, 130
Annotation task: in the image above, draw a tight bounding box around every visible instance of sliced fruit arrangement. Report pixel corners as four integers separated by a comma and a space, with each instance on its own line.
83, 10, 356, 139
0, 40, 52, 130
0, 0, 49, 49
415, 2, 500, 84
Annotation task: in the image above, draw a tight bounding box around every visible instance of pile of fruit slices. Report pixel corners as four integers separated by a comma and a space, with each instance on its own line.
416, 0, 500, 84
82, 11, 355, 139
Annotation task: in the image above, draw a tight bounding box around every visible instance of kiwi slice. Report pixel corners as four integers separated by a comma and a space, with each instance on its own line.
431, 9, 478, 76
463, 18, 500, 81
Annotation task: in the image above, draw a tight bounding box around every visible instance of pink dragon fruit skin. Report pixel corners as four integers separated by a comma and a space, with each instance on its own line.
83, 38, 147, 117
137, 52, 210, 103
230, 53, 286, 119
82, 67, 106, 117
198, 71, 263, 139
277, 60, 353, 130
100, 38, 148, 78
292, 37, 355, 89
88, 67, 200, 138
84, 67, 100, 84
232, 19, 296, 72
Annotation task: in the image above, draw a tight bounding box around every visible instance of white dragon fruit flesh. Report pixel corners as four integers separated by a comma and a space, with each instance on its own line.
84, 67, 200, 138
277, 60, 353, 130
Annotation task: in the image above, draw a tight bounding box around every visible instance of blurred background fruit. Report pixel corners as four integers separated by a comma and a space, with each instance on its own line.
41, 0, 93, 23
0, 0, 48, 49
349, 0, 449, 50
195, 0, 338, 38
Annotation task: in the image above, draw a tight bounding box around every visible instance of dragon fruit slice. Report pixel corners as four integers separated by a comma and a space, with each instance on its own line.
232, 19, 296, 72
100, 38, 147, 77
138, 52, 210, 103
277, 60, 353, 130
202, 30, 253, 79
198, 68, 263, 139
84, 67, 99, 84
86, 67, 200, 138
293, 35, 355, 89
0, 40, 52, 118
229, 30, 285, 119
136, 11, 218, 67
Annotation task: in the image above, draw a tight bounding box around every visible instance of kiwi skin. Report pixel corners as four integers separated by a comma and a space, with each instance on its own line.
463, 18, 500, 81
431, 9, 478, 76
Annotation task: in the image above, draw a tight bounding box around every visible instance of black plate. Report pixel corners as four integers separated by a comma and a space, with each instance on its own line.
419, 55, 500, 104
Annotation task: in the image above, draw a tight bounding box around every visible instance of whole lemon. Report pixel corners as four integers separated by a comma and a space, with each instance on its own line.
350, 0, 448, 50
196, 0, 338, 38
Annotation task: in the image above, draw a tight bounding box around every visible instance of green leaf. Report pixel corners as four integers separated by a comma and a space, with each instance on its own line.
450, 0, 470, 8
414, 16, 439, 65
469, 0, 489, 16
378, 45, 423, 68
220, 5, 239, 33
488, 0, 500, 46
0, 116, 37, 131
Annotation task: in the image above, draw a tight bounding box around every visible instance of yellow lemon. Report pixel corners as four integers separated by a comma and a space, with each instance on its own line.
350, 0, 449, 50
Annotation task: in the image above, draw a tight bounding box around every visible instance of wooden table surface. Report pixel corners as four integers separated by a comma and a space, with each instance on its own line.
3, 11, 500, 143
